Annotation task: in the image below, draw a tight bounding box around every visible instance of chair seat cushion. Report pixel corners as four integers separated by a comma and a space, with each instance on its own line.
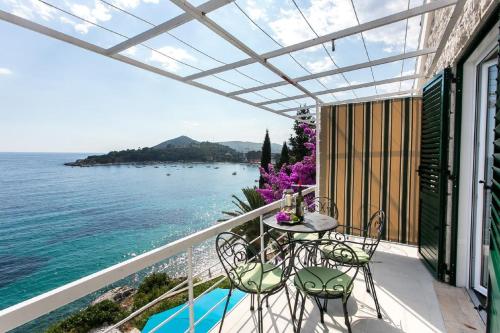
293, 232, 320, 242
320, 243, 370, 264
231, 263, 283, 293
293, 267, 353, 297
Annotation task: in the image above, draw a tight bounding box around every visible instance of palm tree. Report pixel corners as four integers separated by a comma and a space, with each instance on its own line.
219, 187, 265, 250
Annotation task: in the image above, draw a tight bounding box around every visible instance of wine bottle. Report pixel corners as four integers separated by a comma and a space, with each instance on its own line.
296, 186, 304, 221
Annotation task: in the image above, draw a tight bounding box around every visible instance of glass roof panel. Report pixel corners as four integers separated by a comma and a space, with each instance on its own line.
364, 21, 407, 60
299, 79, 330, 93
235, 63, 282, 84
215, 69, 267, 89
267, 53, 311, 78
372, 61, 403, 81
206, 1, 279, 54
352, 0, 424, 23
353, 86, 377, 98
342, 68, 373, 85
261, 0, 357, 46
194, 75, 246, 93
105, 0, 185, 27
237, 92, 273, 104
0, 0, 133, 48
333, 90, 356, 101
119, 44, 201, 76
377, 78, 415, 94
290, 97, 316, 106
254, 88, 297, 101
320, 94, 337, 104
265, 100, 300, 110
146, 20, 249, 71
271, 84, 304, 97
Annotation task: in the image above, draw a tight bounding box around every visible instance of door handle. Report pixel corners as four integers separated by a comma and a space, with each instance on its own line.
479, 180, 492, 190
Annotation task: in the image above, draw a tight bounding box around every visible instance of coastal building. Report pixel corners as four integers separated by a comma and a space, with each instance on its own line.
0, 0, 499, 333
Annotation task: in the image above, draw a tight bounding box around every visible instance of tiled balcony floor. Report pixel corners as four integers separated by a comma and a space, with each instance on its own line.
210, 242, 459, 333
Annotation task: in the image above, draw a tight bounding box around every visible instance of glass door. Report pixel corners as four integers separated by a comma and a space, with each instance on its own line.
473, 59, 497, 295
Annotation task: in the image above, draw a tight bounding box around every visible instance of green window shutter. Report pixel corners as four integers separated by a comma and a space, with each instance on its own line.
418, 68, 451, 281
487, 29, 500, 333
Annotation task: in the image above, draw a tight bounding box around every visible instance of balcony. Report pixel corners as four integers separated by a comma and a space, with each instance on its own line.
0, 186, 484, 333
0, 0, 498, 331
210, 241, 482, 333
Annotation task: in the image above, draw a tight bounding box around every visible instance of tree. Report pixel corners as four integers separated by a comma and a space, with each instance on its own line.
289, 108, 315, 163
259, 130, 272, 188
277, 141, 290, 170
219, 187, 266, 251
257, 123, 316, 204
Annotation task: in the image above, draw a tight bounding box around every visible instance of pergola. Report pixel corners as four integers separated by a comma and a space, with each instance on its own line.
0, 0, 461, 122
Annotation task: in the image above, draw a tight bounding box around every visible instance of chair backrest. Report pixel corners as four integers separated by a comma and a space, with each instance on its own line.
292, 239, 360, 299
307, 196, 339, 219
362, 210, 386, 258
215, 232, 290, 293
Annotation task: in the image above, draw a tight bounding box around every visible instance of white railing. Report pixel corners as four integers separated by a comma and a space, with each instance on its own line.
0, 186, 315, 332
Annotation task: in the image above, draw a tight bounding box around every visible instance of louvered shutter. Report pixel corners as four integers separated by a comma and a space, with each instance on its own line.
487, 31, 500, 333
418, 69, 451, 281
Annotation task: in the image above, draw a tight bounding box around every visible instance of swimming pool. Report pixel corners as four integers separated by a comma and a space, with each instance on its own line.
141, 288, 246, 333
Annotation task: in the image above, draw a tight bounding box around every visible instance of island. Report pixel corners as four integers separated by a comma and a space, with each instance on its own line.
64, 136, 281, 166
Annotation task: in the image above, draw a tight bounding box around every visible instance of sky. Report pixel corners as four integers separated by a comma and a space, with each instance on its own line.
0, 0, 423, 153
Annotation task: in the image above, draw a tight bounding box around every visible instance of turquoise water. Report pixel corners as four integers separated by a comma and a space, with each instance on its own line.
142, 288, 246, 333
0, 153, 258, 312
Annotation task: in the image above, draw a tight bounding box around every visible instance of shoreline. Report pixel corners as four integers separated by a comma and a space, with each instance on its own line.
64, 161, 260, 167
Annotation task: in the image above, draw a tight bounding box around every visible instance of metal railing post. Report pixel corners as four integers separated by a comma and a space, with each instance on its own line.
260, 215, 265, 262
188, 247, 195, 333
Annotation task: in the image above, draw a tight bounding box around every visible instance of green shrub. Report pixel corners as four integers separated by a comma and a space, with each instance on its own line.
133, 273, 184, 310
46, 300, 127, 333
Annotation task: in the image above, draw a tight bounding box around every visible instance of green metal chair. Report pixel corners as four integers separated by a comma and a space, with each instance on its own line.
291, 239, 360, 333
215, 232, 293, 333
322, 210, 386, 319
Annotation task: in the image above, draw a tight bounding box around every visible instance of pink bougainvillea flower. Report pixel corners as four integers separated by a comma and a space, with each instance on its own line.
257, 123, 316, 204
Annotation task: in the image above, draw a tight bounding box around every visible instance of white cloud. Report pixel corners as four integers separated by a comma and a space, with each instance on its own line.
306, 56, 334, 73
143, 0, 159, 3
123, 46, 138, 56
113, 0, 141, 9
68, 1, 111, 34
59, 16, 75, 25
7, 0, 56, 21
267, 0, 356, 47
149, 46, 195, 72
245, 0, 268, 21
0, 68, 12, 75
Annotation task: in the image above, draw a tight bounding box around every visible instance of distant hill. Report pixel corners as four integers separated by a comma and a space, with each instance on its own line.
218, 141, 282, 154
65, 136, 283, 166
154, 135, 199, 149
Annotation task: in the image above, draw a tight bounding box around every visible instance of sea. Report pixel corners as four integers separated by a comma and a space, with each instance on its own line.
0, 153, 259, 331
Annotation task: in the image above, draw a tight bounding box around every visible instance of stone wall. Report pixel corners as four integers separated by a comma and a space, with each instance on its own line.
423, 0, 497, 77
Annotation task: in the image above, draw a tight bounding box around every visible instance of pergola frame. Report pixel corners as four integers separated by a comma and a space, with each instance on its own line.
0, 0, 459, 120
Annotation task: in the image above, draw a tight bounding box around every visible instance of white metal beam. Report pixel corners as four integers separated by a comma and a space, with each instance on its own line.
105, 0, 233, 55
228, 48, 436, 97
322, 90, 420, 107
256, 74, 422, 106
276, 89, 420, 114
426, 0, 466, 77
184, 0, 456, 81
169, 0, 322, 103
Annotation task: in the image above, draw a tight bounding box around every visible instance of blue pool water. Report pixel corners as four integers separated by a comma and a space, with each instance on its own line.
142, 288, 246, 333
0, 153, 258, 313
